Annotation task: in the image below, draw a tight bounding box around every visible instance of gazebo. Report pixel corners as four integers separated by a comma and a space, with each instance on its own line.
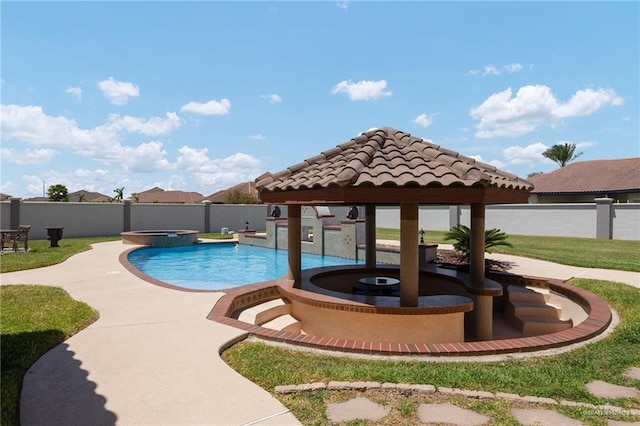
255, 127, 533, 341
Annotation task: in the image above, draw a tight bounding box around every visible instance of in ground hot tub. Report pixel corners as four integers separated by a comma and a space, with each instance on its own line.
121, 230, 199, 248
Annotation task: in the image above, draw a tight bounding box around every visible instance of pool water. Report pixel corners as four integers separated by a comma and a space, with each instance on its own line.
127, 242, 361, 290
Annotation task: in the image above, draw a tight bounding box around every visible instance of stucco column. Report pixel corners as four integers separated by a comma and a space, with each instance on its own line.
203, 200, 211, 233
400, 202, 419, 307
10, 197, 21, 229
287, 204, 302, 282
123, 199, 131, 232
470, 203, 492, 340
365, 204, 376, 267
595, 198, 614, 239
470, 204, 485, 284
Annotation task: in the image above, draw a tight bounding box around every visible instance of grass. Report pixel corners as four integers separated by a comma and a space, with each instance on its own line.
0, 236, 120, 273
222, 278, 640, 424
0, 285, 98, 426
0, 233, 234, 274
377, 228, 640, 272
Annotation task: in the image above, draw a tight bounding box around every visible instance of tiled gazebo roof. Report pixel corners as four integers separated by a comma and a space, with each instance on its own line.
256, 128, 533, 205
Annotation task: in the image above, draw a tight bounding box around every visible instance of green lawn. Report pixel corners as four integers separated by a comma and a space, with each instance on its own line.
0, 285, 98, 426
377, 228, 640, 272
0, 236, 120, 273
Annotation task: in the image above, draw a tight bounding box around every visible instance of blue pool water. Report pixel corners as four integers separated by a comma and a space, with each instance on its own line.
127, 243, 361, 290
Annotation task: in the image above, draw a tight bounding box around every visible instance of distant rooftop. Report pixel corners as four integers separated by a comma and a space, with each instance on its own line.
529, 158, 640, 195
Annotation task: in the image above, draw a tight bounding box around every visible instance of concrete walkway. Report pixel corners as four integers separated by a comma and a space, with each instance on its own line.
1, 241, 300, 426
1, 240, 638, 425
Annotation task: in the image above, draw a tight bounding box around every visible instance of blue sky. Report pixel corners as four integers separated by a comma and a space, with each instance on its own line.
1, 1, 638, 199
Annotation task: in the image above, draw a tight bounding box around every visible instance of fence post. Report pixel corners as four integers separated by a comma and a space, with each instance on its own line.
203, 200, 211, 233
449, 205, 460, 230
10, 197, 21, 229
595, 198, 614, 239
123, 200, 131, 232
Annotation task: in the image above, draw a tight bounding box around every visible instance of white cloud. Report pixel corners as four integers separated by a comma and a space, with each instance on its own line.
66, 86, 82, 101
180, 98, 231, 115
104, 112, 182, 136
330, 79, 392, 101
0, 104, 181, 164
175, 147, 262, 189
469, 63, 524, 77
468, 155, 505, 169
504, 63, 523, 74
261, 93, 282, 104
0, 147, 57, 165
470, 85, 623, 138
1, 104, 89, 147
249, 134, 265, 140
502, 142, 553, 166
122, 141, 170, 173
553, 88, 624, 117
98, 77, 139, 105
413, 113, 437, 128
336, 1, 348, 10
483, 65, 500, 76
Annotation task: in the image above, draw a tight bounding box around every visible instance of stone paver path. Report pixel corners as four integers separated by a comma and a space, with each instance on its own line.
511, 407, 585, 425
417, 403, 490, 425
316, 379, 640, 425
586, 380, 640, 399
326, 397, 390, 423
625, 367, 640, 381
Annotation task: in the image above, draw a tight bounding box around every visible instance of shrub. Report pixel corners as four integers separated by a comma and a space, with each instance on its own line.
444, 225, 512, 260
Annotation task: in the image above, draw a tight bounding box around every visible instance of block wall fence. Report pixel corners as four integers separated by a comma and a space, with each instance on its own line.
1, 198, 638, 241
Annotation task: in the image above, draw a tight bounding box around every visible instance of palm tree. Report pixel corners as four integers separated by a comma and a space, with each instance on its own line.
542, 143, 582, 167
113, 187, 125, 203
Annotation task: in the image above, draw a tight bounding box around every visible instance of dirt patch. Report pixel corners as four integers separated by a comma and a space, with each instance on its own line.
434, 249, 512, 272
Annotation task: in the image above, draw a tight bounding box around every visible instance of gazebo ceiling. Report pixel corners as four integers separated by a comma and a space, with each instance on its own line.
256, 127, 534, 205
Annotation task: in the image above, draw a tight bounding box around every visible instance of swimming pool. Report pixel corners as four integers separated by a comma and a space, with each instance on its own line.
127, 242, 362, 290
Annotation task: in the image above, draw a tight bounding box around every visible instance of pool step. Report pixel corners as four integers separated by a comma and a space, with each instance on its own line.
506, 286, 572, 336
237, 298, 302, 333
238, 298, 291, 326
262, 314, 302, 334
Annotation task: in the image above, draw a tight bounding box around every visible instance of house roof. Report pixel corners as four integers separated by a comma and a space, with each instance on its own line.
204, 182, 259, 203
528, 158, 640, 195
131, 190, 204, 204
69, 190, 110, 202
256, 127, 533, 205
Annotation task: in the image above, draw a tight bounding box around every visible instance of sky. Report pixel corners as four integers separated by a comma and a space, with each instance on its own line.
1, 1, 639, 200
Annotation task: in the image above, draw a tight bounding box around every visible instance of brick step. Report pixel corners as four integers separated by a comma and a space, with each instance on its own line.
237, 298, 291, 326
262, 314, 302, 334
506, 300, 563, 320
513, 315, 573, 335
507, 285, 553, 304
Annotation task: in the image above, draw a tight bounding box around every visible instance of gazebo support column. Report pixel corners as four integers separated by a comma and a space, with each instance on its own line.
470, 203, 492, 340
287, 204, 302, 282
365, 204, 376, 267
400, 202, 419, 307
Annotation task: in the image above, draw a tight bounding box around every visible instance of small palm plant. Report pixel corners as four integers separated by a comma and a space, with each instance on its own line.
444, 225, 512, 261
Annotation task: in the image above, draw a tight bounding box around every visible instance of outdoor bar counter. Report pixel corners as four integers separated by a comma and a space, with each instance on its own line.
276, 265, 489, 344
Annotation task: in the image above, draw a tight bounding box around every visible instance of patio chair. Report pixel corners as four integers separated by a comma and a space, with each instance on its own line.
1, 224, 31, 252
